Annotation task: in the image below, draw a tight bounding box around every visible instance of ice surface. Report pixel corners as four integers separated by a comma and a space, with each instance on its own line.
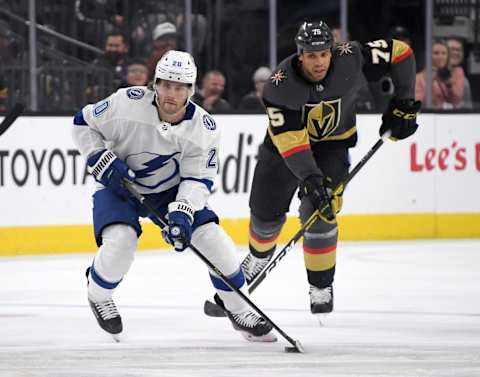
1, 240, 480, 377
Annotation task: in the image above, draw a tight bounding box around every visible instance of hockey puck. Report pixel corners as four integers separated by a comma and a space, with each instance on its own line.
284, 340, 305, 353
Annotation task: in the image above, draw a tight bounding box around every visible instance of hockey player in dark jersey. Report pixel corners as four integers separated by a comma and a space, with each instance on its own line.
241, 21, 421, 316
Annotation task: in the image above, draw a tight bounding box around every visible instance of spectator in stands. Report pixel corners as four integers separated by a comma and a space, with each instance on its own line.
416, 39, 465, 109
119, 59, 149, 88
102, 31, 129, 71
146, 22, 178, 79
238, 66, 271, 112
447, 37, 472, 109
86, 30, 129, 102
192, 70, 232, 113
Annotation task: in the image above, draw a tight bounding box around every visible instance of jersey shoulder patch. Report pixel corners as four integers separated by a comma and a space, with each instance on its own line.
263, 54, 309, 110
93, 99, 110, 117
270, 69, 288, 87
126, 87, 145, 100
202, 114, 216, 130
334, 42, 354, 56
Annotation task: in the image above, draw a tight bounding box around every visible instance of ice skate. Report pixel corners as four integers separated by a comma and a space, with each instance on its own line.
309, 284, 333, 325
213, 294, 277, 342
241, 253, 273, 284
88, 297, 123, 341
226, 309, 277, 342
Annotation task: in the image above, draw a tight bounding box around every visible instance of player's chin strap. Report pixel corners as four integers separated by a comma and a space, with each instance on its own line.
122, 181, 304, 353
204, 131, 392, 318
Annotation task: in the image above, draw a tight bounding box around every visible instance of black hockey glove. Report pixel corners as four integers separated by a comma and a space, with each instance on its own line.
300, 174, 335, 222
380, 98, 421, 141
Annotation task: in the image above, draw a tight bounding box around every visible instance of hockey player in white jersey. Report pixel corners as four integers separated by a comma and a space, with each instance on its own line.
72, 50, 277, 343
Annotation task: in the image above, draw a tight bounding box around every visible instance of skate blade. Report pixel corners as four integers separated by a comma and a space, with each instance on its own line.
240, 331, 278, 343
111, 332, 122, 343
314, 313, 328, 327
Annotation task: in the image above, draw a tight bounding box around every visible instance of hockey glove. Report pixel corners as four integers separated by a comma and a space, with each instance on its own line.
167, 200, 195, 252
87, 149, 135, 199
300, 174, 335, 223
380, 98, 421, 141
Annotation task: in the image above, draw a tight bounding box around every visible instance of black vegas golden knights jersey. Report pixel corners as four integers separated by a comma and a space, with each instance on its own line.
262, 39, 416, 181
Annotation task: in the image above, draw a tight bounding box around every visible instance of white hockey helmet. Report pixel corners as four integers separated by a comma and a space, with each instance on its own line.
154, 50, 197, 97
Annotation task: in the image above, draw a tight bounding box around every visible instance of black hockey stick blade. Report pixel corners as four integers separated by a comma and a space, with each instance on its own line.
285, 339, 305, 353
0, 103, 24, 137
204, 298, 227, 317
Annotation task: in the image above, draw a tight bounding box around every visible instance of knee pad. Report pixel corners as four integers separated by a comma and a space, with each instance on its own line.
193, 223, 250, 313
192, 222, 240, 276
94, 224, 138, 283
249, 213, 286, 255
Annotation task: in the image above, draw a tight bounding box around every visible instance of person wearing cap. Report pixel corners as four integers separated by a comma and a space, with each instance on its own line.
146, 22, 178, 79
237, 21, 421, 319
238, 66, 272, 112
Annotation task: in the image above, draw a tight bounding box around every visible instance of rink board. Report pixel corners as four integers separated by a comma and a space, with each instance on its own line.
0, 113, 479, 255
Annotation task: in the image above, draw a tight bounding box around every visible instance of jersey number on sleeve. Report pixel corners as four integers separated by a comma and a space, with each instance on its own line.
267, 107, 285, 127
206, 148, 217, 169
367, 39, 391, 64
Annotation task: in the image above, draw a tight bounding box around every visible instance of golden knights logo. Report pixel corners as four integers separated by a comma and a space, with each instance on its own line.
304, 99, 341, 141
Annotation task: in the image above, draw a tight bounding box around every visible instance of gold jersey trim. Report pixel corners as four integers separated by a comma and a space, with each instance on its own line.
268, 127, 310, 155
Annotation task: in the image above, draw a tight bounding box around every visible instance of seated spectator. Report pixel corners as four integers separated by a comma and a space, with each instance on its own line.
238, 66, 271, 112
119, 59, 149, 88
416, 39, 465, 109
87, 30, 130, 102
192, 70, 232, 113
146, 22, 178, 79
447, 37, 472, 109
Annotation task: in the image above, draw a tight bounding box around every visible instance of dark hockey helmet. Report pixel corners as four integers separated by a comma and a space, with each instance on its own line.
295, 21, 333, 53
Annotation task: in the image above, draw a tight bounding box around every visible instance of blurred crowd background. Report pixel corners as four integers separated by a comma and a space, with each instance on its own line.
0, 0, 478, 114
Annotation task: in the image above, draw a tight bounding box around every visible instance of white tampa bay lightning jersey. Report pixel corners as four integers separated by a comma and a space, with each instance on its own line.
72, 86, 219, 211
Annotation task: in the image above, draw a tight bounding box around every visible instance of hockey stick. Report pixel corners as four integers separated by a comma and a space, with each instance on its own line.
123, 181, 305, 353
204, 132, 391, 317
0, 103, 24, 137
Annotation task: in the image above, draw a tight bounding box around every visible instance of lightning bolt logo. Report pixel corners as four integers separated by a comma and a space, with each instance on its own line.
126, 152, 180, 189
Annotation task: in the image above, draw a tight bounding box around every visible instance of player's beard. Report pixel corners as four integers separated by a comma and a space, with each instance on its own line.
155, 94, 187, 123
161, 101, 181, 115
